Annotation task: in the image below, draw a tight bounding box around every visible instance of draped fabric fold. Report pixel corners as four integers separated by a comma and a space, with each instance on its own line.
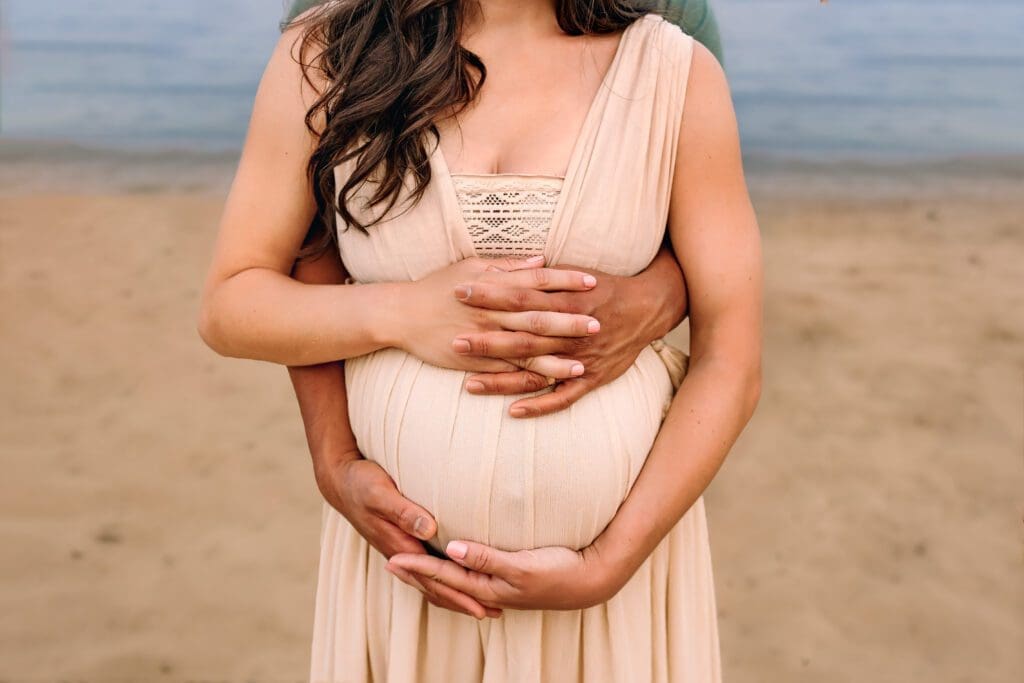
311, 14, 720, 682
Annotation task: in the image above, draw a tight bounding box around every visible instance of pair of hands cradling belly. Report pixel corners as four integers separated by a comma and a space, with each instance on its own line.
306, 244, 687, 619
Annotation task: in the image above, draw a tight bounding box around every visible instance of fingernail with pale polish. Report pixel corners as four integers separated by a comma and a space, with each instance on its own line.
510, 406, 527, 417
570, 363, 585, 376
452, 338, 471, 353
526, 255, 545, 263
454, 285, 471, 300
465, 380, 485, 392
582, 274, 597, 287
587, 319, 601, 334
447, 541, 468, 560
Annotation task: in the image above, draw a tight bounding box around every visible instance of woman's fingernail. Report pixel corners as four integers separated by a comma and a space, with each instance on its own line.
465, 380, 485, 392
570, 363, 585, 377
587, 319, 601, 334
582, 274, 597, 287
509, 406, 527, 417
526, 255, 545, 263
454, 285, 471, 300
452, 338, 471, 353
446, 541, 468, 560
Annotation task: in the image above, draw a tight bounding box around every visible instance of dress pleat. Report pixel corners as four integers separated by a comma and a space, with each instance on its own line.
311, 13, 720, 682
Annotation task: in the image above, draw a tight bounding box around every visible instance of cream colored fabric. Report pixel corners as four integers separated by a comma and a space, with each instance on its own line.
451, 173, 563, 258
311, 14, 719, 682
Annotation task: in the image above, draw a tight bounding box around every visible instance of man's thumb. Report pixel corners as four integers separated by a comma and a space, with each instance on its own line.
393, 499, 436, 541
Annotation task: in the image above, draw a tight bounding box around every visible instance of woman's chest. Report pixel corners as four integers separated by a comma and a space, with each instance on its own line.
434, 33, 621, 177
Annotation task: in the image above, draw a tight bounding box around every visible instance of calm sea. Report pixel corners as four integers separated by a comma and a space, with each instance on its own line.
1, 0, 1022, 160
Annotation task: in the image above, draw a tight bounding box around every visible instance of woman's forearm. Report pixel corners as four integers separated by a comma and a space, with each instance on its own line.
593, 353, 761, 589
198, 267, 405, 366
591, 38, 766, 587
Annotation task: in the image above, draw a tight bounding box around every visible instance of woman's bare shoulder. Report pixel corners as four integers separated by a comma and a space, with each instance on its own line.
258, 4, 341, 135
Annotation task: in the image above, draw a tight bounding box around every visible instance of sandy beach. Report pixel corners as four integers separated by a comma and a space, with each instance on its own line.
1, 142, 1021, 681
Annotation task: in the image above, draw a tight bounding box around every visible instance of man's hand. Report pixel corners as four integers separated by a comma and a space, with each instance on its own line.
316, 456, 503, 620
452, 245, 688, 417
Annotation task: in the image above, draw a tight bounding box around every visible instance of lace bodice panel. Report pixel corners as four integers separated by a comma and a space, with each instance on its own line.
449, 173, 564, 258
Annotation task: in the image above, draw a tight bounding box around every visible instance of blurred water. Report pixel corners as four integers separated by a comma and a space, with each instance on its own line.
1, 0, 1021, 159
717, 0, 1024, 159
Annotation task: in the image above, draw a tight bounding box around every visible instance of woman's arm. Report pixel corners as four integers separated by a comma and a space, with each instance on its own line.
196, 25, 400, 364
386, 41, 762, 609
584, 38, 761, 589
197, 23, 598, 372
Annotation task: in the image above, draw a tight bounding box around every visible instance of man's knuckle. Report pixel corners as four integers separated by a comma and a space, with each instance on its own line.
522, 373, 543, 392
531, 268, 550, 287
511, 334, 533, 356
551, 293, 585, 315
364, 482, 388, 507
528, 312, 548, 334
394, 504, 416, 527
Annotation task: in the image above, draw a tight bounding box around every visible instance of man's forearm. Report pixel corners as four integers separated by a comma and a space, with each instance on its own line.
288, 361, 361, 480
632, 242, 688, 341
285, 236, 363, 475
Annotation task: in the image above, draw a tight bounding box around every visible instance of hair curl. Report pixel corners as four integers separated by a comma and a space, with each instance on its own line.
289, 0, 659, 260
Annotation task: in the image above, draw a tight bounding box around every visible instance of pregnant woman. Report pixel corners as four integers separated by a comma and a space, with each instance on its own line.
198, 0, 762, 680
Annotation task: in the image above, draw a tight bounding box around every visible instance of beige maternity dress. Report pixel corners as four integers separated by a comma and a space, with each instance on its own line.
310, 13, 721, 683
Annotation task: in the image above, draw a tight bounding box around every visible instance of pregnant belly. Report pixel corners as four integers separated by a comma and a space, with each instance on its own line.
345, 345, 674, 552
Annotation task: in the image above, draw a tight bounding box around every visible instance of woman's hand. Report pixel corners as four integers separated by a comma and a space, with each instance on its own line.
454, 244, 688, 417
394, 255, 603, 380
386, 540, 622, 611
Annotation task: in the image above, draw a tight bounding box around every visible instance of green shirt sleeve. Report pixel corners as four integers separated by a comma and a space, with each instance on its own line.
282, 0, 323, 26
656, 0, 724, 64
282, 0, 723, 64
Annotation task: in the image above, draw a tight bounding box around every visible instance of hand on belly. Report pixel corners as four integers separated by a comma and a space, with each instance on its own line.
346, 346, 672, 552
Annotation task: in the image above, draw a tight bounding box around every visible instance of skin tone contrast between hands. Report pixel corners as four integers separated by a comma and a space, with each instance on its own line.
287, 243, 688, 618
384, 40, 762, 613
198, 2, 762, 620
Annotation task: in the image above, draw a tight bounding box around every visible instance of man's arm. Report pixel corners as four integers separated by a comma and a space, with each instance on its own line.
287, 239, 503, 620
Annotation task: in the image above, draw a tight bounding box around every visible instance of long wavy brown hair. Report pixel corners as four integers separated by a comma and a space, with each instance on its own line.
288, 0, 660, 261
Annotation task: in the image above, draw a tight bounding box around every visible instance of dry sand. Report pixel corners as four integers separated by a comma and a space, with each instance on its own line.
1, 145, 1022, 682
